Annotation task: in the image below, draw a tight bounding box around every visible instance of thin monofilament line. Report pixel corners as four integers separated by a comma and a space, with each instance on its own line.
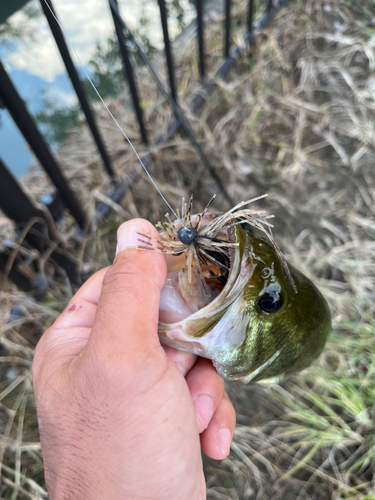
41, 0, 180, 222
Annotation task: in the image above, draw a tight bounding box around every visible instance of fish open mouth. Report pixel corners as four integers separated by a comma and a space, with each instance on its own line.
157, 217, 254, 369
159, 216, 236, 324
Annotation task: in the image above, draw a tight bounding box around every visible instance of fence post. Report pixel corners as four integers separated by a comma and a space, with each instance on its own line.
109, 0, 149, 146
39, 0, 115, 179
196, 0, 205, 79
247, 0, 254, 33
158, 0, 178, 103
0, 158, 80, 284
0, 157, 45, 225
0, 58, 87, 229
0, 157, 81, 285
224, 0, 231, 58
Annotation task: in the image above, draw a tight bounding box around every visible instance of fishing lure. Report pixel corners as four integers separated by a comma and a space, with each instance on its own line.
137, 194, 294, 291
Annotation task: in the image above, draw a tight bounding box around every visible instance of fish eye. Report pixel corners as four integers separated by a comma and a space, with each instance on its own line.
257, 292, 283, 314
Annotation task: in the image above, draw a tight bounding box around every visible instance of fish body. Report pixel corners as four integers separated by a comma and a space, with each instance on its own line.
157, 218, 331, 384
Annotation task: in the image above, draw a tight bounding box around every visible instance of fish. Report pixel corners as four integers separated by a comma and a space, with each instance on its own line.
138, 197, 331, 384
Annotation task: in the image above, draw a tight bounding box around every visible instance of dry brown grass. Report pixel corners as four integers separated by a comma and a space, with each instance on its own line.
1, 0, 375, 498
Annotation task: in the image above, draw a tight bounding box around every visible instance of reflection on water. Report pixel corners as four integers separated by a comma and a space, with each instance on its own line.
0, 0, 195, 178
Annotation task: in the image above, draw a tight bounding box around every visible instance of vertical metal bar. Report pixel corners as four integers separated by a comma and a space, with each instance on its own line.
158, 0, 178, 103
196, 0, 205, 79
109, 0, 148, 145
0, 157, 80, 284
0, 59, 87, 229
0, 157, 45, 224
247, 0, 254, 33
224, 0, 231, 58
39, 0, 115, 178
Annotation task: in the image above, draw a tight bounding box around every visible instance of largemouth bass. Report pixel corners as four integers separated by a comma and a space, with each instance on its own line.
139, 198, 331, 384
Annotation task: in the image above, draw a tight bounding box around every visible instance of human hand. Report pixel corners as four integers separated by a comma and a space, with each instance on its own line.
32, 219, 236, 500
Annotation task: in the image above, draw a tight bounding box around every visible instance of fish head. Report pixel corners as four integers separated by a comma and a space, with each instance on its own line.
158, 217, 331, 384
225, 229, 332, 383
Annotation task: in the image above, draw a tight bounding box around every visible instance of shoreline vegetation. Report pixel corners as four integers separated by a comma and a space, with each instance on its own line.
1, 1, 375, 498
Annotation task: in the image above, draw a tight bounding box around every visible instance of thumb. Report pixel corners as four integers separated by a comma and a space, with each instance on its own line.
87, 219, 167, 365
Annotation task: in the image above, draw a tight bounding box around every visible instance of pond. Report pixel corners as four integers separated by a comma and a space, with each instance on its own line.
0, 0, 195, 179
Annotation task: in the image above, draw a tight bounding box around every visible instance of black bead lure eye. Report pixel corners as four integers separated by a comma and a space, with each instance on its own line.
257, 292, 283, 313
177, 226, 197, 244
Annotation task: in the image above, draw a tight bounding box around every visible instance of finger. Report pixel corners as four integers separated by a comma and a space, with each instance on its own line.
200, 391, 235, 460
185, 358, 225, 434
87, 219, 167, 365
162, 345, 197, 376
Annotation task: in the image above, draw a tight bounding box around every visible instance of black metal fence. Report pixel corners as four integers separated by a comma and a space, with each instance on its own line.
0, 0, 284, 295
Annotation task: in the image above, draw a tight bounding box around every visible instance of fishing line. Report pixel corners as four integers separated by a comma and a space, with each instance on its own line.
41, 0, 181, 222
